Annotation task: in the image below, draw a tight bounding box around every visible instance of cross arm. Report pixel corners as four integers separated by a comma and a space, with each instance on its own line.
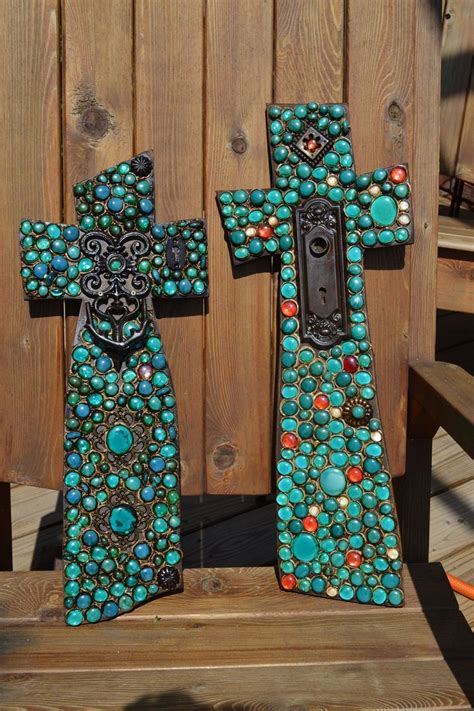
216, 189, 293, 265
148, 219, 208, 298
19, 219, 84, 299
351, 164, 413, 249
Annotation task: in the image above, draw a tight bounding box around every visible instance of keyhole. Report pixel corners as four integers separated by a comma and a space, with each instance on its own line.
319, 287, 327, 305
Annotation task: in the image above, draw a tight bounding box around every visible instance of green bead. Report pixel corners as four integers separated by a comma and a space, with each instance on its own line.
370, 195, 397, 227
106, 425, 133, 455
109, 505, 138, 536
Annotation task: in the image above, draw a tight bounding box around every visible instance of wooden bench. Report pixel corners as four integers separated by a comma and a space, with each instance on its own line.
438, 215, 474, 313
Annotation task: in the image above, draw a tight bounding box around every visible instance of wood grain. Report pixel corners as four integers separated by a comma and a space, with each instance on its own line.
432, 428, 474, 494
135, 0, 205, 494
274, 0, 344, 103
442, 543, 474, 629
347, 0, 415, 477
0, 660, 472, 709
410, 0, 442, 360
0, 0, 64, 489
456, 69, 474, 182
62, 0, 134, 363
440, 0, 474, 175
437, 252, 474, 313
2, 611, 472, 672
429, 480, 474, 560
439, 214, 474, 251
204, 0, 274, 493
0, 564, 458, 623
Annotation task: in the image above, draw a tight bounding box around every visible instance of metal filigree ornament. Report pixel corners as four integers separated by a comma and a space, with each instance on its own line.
80, 231, 152, 352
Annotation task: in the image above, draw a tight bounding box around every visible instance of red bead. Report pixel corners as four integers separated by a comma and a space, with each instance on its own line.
303, 516, 318, 532
281, 300, 298, 317
281, 432, 298, 449
281, 574, 297, 590
346, 550, 362, 567
348, 466, 363, 483
343, 356, 358, 373
306, 139, 318, 153
389, 166, 407, 184
257, 225, 273, 240
314, 394, 329, 410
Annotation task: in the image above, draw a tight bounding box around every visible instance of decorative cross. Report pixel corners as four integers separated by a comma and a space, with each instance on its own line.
19, 152, 208, 625
217, 103, 412, 607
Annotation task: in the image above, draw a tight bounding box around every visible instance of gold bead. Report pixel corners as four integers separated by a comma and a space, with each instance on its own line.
245, 227, 257, 237
337, 496, 349, 508
327, 176, 338, 187
371, 431, 382, 442
268, 216, 278, 227
398, 214, 410, 226
309, 505, 320, 517
387, 548, 399, 560
399, 200, 409, 212
326, 586, 338, 597
331, 407, 342, 418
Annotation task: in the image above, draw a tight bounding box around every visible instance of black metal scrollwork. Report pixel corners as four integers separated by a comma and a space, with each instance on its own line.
79, 231, 152, 352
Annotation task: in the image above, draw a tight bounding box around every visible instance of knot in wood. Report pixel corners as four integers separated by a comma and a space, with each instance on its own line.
231, 133, 248, 154
388, 101, 403, 123
79, 106, 111, 140
201, 575, 224, 593
213, 442, 237, 470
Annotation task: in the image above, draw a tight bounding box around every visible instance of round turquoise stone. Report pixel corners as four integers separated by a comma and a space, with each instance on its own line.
106, 425, 134, 455
370, 196, 397, 227
320, 467, 346, 496
109, 505, 138, 536
292, 533, 318, 562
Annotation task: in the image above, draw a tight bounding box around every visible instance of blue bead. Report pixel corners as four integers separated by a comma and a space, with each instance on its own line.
94, 185, 110, 200
75, 403, 90, 418
82, 529, 99, 546
178, 279, 192, 295
102, 601, 120, 618
67, 453, 82, 469
138, 381, 153, 396
66, 489, 81, 504
64, 226, 79, 241
134, 543, 151, 559
150, 457, 165, 473
85, 561, 99, 575
151, 224, 165, 239
33, 263, 48, 279
140, 486, 155, 502
107, 197, 123, 213
140, 567, 154, 582
139, 198, 153, 214
52, 256, 68, 271
96, 356, 112, 373
76, 594, 92, 609
152, 354, 166, 370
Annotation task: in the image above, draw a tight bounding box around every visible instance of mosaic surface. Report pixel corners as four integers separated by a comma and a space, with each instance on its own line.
19, 152, 208, 625
217, 103, 412, 607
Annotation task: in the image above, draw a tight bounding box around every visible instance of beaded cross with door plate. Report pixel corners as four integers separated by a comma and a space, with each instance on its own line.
217, 103, 412, 606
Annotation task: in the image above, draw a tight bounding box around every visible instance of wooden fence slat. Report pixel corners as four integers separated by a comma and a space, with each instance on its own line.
456, 68, 474, 182
346, 0, 415, 477
0, 0, 64, 489
440, 0, 474, 176
204, 0, 274, 493
62, 0, 134, 375
275, 0, 344, 103
135, 0, 205, 494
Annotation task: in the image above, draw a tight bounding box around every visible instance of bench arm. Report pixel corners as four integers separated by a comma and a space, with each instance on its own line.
408, 360, 474, 457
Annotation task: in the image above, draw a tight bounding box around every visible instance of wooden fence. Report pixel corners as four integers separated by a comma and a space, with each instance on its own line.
0, 0, 440, 496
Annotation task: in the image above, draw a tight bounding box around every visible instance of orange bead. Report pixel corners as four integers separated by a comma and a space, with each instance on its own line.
346, 550, 362, 567
389, 166, 407, 184
314, 394, 329, 410
281, 574, 297, 590
303, 515, 318, 532
306, 139, 317, 153
257, 225, 273, 240
347, 466, 363, 483
281, 300, 298, 317
281, 432, 298, 449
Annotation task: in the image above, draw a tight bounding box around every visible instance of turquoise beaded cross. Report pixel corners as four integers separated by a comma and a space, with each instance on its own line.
217, 103, 412, 607
19, 152, 208, 625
